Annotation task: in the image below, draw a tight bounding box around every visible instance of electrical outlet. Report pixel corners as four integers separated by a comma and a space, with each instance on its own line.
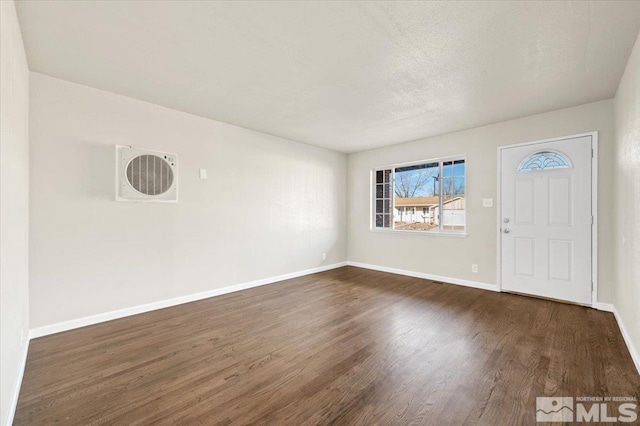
471, 264, 478, 273
322, 253, 327, 261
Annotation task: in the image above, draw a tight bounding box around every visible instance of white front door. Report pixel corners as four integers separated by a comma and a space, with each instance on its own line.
500, 135, 593, 305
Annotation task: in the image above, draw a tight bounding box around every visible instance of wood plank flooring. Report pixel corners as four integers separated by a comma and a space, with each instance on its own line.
14, 266, 640, 425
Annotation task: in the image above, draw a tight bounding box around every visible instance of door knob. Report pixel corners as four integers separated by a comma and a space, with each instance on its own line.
503, 218, 510, 223
503, 229, 510, 234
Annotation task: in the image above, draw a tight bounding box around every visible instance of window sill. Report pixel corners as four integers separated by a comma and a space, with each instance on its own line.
370, 228, 468, 237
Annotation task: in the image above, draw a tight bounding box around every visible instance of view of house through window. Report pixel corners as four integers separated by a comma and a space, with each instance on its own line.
373, 158, 465, 233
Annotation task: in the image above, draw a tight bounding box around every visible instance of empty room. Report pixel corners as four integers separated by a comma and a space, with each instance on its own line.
2, 1, 640, 424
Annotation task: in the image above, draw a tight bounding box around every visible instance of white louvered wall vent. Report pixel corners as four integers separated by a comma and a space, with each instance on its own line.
115, 145, 178, 202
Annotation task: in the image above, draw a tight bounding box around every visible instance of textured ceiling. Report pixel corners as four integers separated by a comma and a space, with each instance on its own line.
15, 1, 640, 153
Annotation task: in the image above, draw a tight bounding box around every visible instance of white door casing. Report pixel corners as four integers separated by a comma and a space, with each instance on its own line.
500, 135, 593, 305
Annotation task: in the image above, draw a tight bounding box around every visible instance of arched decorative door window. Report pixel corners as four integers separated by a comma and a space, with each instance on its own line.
517, 150, 572, 172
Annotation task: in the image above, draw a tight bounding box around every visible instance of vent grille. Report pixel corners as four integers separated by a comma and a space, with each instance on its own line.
125, 154, 174, 195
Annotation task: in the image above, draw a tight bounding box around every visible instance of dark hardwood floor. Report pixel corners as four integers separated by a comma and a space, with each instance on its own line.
14, 266, 640, 425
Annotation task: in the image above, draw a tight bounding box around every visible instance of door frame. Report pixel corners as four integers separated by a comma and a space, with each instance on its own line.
496, 131, 599, 307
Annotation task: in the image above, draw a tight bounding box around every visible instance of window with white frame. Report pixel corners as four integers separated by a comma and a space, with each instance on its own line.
373, 158, 466, 233
373, 169, 392, 228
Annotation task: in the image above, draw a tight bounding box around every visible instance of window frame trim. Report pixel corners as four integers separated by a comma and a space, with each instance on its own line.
371, 154, 467, 236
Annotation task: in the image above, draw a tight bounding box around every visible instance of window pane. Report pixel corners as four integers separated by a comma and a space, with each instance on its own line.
442, 196, 465, 231
393, 162, 439, 232
442, 161, 465, 232
375, 214, 391, 228
373, 169, 392, 228
453, 160, 465, 176
517, 151, 570, 172
375, 200, 391, 215
442, 177, 465, 196
442, 161, 454, 178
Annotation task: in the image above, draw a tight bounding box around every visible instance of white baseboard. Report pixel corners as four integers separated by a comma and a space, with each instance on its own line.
346, 261, 497, 292
611, 306, 640, 376
5, 338, 30, 426
593, 302, 639, 375
29, 262, 347, 339
594, 302, 614, 312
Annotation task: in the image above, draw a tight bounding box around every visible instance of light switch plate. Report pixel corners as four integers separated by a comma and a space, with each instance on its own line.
199, 168, 207, 179
483, 198, 493, 207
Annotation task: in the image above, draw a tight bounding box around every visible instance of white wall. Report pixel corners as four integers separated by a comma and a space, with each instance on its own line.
0, 1, 30, 424
29, 73, 347, 329
348, 100, 615, 302
613, 33, 640, 366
